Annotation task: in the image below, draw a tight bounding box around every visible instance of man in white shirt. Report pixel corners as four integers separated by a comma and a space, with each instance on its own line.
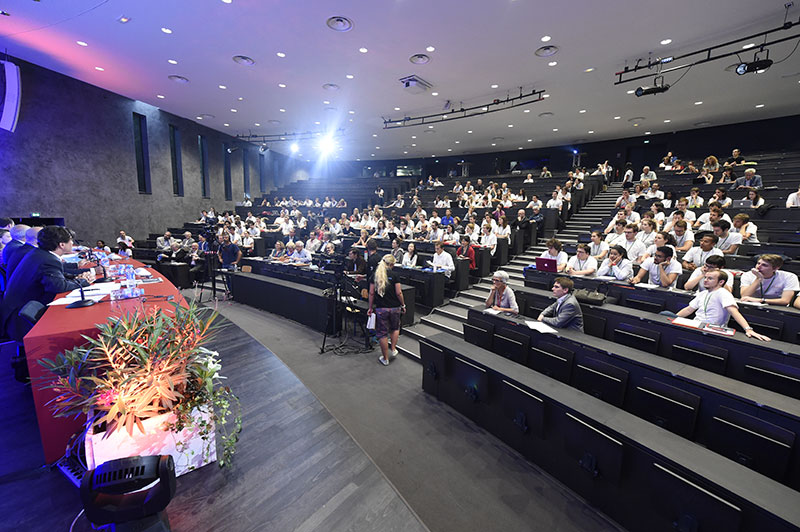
641, 165, 657, 181
566, 244, 598, 276
681, 234, 724, 271
786, 184, 800, 208
739, 254, 800, 306
289, 240, 313, 264
429, 242, 455, 277
546, 192, 563, 212
675, 271, 770, 340
670, 220, 695, 252
683, 255, 733, 293
279, 215, 294, 235
524, 174, 534, 183
619, 224, 647, 262
645, 182, 665, 200
630, 246, 682, 287
539, 238, 569, 272
615, 190, 636, 209
711, 220, 742, 255
427, 221, 444, 242
667, 198, 697, 224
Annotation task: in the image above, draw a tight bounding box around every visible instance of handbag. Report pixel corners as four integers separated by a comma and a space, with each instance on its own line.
573, 287, 606, 306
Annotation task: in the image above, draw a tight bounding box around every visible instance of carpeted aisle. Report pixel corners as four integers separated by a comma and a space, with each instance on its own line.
208, 297, 625, 532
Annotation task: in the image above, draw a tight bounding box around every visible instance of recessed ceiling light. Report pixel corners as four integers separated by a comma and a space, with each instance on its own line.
518, 147, 523, 150
742, 43, 756, 49
156, 94, 165, 99
467, 130, 473, 134
76, 41, 88, 47
644, 140, 650, 144
168, 75, 189, 83
276, 52, 286, 58
455, 140, 460, 144
491, 84, 499, 89
279, 108, 286, 112
221, 0, 232, 3
633, 123, 639, 127
346, 74, 354, 79
755, 104, 765, 108
548, 61, 558, 66
196, 116, 202, 120
161, 27, 173, 34
238, 97, 243, 101
694, 101, 703, 105
428, 125, 434, 128
442, 115, 448, 119
535, 45, 559, 57
315, 121, 321, 125
94, 66, 104, 71
613, 116, 621, 120
524, 109, 531, 113
627, 89, 635, 94
491, 143, 496, 146
278, 83, 286, 88
431, 92, 439, 96
448, 148, 453, 152
645, 131, 651, 134
375, 146, 381, 150
507, 124, 514, 128
394, 107, 400, 111
323, 100, 330, 104
254, 122, 261, 126
167, 59, 178, 65
403, 151, 408, 154
552, 128, 558, 132
543, 94, 550, 98
348, 110, 355, 114
664, 119, 671, 123
426, 45, 435, 52
579, 109, 586, 113
660, 38, 672, 45
410, 54, 430, 64
527, 139, 533, 142
359, 47, 368, 53
412, 143, 416, 146
372, 134, 378, 137
541, 35, 551, 42
117, 16, 131, 23
481, 107, 488, 111
232, 55, 255, 65
219, 84, 227, 89
588, 130, 594, 134
231, 108, 237, 112
371, 153, 375, 156
411, 135, 416, 138
584, 67, 594, 72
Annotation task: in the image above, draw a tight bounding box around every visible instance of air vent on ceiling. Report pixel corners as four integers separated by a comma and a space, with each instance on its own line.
322, 83, 340, 91
538, 112, 554, 118
409, 54, 430, 65
399, 74, 433, 94
168, 75, 189, 83
232, 55, 255, 66
326, 16, 354, 32
535, 46, 559, 57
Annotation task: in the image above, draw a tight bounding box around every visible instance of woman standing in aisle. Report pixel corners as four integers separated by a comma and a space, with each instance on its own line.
368, 255, 406, 366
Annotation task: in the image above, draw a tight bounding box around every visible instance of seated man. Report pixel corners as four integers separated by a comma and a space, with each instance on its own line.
739, 254, 799, 306
674, 270, 770, 341
681, 234, 723, 272
180, 231, 195, 251
187, 242, 206, 284
629, 246, 682, 288
711, 219, 741, 255
158, 242, 188, 264
566, 244, 598, 276
786, 184, 800, 208
669, 219, 695, 252
619, 224, 647, 263
289, 240, 312, 264
428, 241, 455, 278
683, 254, 733, 293
346, 248, 367, 275
723, 148, 746, 167
730, 168, 763, 191
156, 231, 175, 252
485, 270, 519, 313
537, 277, 584, 332
540, 238, 569, 272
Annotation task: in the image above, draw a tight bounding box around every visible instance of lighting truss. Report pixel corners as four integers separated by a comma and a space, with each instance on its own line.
236, 128, 345, 144
382, 87, 547, 130
614, 14, 800, 85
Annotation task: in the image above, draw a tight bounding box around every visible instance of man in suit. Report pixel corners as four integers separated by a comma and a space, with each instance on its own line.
5, 227, 42, 280
537, 276, 584, 332
730, 168, 763, 191
1, 226, 94, 338
1, 224, 28, 267
156, 231, 176, 252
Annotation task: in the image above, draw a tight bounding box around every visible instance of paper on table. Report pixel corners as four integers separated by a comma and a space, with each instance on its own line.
594, 275, 616, 281
67, 283, 121, 298
737, 300, 766, 307
635, 283, 661, 289
134, 267, 152, 277
48, 294, 107, 306
482, 308, 501, 315
671, 317, 703, 329
525, 321, 558, 334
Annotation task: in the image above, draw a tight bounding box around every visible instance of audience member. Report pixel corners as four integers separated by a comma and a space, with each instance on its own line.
670, 220, 695, 252
2, 224, 28, 267
4, 226, 41, 279
683, 255, 732, 293
786, 184, 800, 207
630, 246, 682, 288
732, 213, 758, 244
739, 254, 799, 306
368, 254, 406, 366
429, 242, 455, 278
730, 168, 763, 191
682, 234, 723, 271
217, 233, 242, 271
589, 231, 609, 261
619, 224, 647, 263
640, 165, 657, 181
711, 220, 741, 255
485, 270, 519, 313
723, 148, 746, 167
540, 238, 568, 272
596, 246, 633, 280
566, 244, 598, 276
117, 230, 135, 248
537, 277, 584, 332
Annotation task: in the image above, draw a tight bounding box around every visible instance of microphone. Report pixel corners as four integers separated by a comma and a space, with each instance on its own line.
66, 280, 97, 309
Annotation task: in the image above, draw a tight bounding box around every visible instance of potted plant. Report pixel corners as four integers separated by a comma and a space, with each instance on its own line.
39, 302, 241, 475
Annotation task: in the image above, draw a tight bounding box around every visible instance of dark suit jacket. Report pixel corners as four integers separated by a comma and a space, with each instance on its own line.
4, 243, 36, 280
1, 247, 87, 335
2, 239, 24, 267
540, 293, 584, 332
730, 175, 763, 190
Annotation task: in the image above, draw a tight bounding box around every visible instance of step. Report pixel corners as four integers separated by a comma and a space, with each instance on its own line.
421, 313, 464, 336
460, 290, 489, 303
450, 297, 480, 309
401, 322, 445, 342
434, 305, 469, 322
395, 336, 421, 361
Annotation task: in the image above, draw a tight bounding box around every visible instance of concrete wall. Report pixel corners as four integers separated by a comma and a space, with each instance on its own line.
0, 57, 279, 244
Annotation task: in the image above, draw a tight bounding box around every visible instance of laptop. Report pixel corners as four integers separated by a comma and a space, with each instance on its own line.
535, 257, 558, 272
730, 199, 752, 208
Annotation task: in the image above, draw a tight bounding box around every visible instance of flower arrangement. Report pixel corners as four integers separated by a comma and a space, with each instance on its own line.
39, 302, 242, 467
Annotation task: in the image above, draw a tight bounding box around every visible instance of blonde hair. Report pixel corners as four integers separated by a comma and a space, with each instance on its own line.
375, 254, 396, 297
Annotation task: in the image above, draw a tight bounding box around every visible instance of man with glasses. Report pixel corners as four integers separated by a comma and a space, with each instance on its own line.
619, 224, 647, 263
629, 246, 682, 288
675, 270, 770, 341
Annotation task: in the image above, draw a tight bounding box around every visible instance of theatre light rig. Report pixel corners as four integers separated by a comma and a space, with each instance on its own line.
382, 87, 546, 129
737, 50, 774, 74
635, 76, 671, 97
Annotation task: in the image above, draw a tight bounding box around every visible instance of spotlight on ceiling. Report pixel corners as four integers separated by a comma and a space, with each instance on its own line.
226, 146, 240, 154
635, 76, 670, 97
736, 58, 774, 75
317, 136, 336, 156
290, 143, 299, 153
259, 144, 269, 153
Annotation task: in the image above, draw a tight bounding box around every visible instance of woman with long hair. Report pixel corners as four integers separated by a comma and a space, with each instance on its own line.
269, 240, 286, 260
746, 189, 765, 208
402, 242, 418, 268
369, 255, 406, 366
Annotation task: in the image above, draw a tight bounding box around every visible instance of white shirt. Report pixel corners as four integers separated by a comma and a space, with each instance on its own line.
687, 196, 704, 208
786, 192, 800, 208
605, 232, 625, 246
620, 239, 647, 261
540, 249, 568, 266
645, 190, 665, 200
745, 197, 765, 207
616, 195, 635, 207
640, 257, 682, 288
526, 200, 543, 209
636, 231, 656, 248
644, 243, 675, 258
596, 258, 633, 280
671, 230, 695, 248
494, 225, 511, 237
431, 251, 455, 277
567, 255, 598, 275
669, 209, 696, 222
683, 246, 724, 267
479, 232, 497, 255
402, 252, 418, 268
589, 241, 609, 257
739, 222, 759, 244
546, 198, 563, 210
739, 270, 800, 299
689, 288, 738, 326
714, 231, 742, 251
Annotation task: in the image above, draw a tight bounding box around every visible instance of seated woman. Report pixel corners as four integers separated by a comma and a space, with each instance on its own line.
596, 245, 634, 280
494, 216, 511, 240
402, 242, 418, 268
744, 189, 765, 208
566, 244, 598, 276
589, 231, 609, 261
443, 224, 460, 244
372, 220, 388, 239
636, 219, 658, 249
699, 168, 715, 184
485, 270, 519, 313
639, 231, 676, 263
687, 187, 704, 209
280, 242, 295, 262
457, 235, 476, 269
479, 224, 497, 256
355, 229, 370, 247
678, 161, 699, 174
709, 188, 732, 208
703, 155, 720, 172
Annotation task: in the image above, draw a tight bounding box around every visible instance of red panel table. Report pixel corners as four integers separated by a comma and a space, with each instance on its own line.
23, 260, 186, 464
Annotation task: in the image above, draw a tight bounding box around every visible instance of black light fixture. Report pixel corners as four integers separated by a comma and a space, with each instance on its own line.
226, 146, 240, 154
635, 76, 670, 97
259, 143, 268, 153
736, 58, 774, 75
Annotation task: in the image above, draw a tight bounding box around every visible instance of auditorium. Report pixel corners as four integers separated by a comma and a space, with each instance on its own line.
3, 1, 800, 530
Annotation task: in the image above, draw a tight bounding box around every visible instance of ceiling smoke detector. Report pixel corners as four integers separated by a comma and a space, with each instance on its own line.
168, 75, 189, 83
538, 112, 554, 118
232, 55, 255, 66
409, 54, 431, 65
322, 83, 340, 91
535, 45, 559, 57
326, 16, 354, 32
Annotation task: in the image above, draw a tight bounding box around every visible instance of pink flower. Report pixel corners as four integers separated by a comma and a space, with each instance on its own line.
96, 389, 118, 407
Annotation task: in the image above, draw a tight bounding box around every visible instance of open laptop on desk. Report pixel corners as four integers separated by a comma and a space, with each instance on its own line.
730, 199, 752, 208
535, 257, 558, 272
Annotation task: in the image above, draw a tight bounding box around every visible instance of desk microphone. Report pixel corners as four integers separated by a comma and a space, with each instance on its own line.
93, 262, 114, 283
66, 281, 97, 309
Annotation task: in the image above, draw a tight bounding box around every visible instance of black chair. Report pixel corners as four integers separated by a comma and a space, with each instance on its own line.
7, 300, 46, 383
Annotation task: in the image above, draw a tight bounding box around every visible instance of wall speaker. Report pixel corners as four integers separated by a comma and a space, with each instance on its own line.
0, 60, 22, 132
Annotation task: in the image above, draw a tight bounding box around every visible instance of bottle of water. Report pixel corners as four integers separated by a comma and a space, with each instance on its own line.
124, 265, 136, 289
100, 257, 111, 279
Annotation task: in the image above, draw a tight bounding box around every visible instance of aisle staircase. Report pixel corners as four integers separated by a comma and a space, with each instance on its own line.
396, 182, 625, 360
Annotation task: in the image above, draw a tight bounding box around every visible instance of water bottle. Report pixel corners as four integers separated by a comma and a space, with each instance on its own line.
124, 265, 136, 290
100, 257, 110, 279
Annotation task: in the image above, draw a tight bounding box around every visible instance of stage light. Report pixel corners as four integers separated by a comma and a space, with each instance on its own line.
259, 144, 268, 153
635, 76, 670, 97
736, 58, 773, 75
317, 136, 336, 156
290, 143, 299, 153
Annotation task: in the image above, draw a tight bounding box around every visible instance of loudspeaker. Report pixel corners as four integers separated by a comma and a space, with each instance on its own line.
0, 60, 22, 132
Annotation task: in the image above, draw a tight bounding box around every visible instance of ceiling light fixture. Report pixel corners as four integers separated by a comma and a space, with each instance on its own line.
359, 47, 368, 53
613, 116, 621, 120
232, 55, 255, 65
346, 74, 354, 79
694, 101, 703, 105
168, 75, 189, 83
742, 43, 756, 49
224, 123, 230, 126
326, 16, 354, 32
278, 83, 286, 88
524, 109, 531, 113
584, 67, 594, 72
660, 38, 672, 45
161, 27, 173, 34
156, 94, 165, 99
348, 110, 355, 114
219, 84, 227, 89
579, 109, 586, 113
540, 35, 551, 42
663, 119, 671, 123
426, 46, 435, 52
167, 59, 178, 64
491, 84, 499, 88
552, 128, 558, 132
279, 108, 286, 112
588, 130, 594, 134
254, 123, 261, 126
410, 54, 431, 64
117, 16, 131, 23
231, 108, 237, 112
94, 66, 104, 71
290, 143, 299, 153
548, 61, 557, 66
276, 52, 286, 57
755, 104, 765, 108
394, 107, 401, 111
76, 41, 88, 47
431, 92, 439, 96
